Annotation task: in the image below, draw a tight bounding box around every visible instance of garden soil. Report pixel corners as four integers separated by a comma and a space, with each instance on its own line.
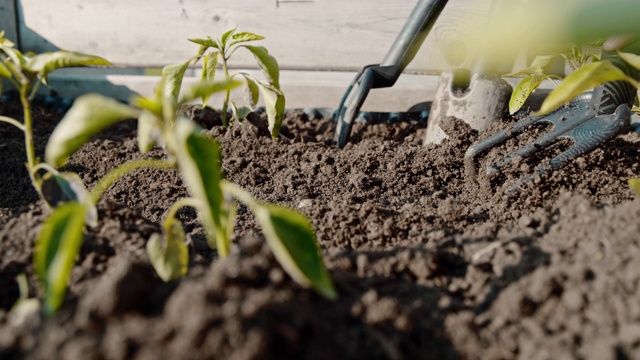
1, 96, 640, 359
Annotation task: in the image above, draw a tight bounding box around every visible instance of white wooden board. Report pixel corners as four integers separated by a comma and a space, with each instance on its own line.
16, 0, 491, 72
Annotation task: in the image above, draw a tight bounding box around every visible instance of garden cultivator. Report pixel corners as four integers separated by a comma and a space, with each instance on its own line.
334, 0, 640, 194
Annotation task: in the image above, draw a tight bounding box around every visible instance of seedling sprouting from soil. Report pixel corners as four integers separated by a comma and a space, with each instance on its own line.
0, 31, 111, 206
37, 69, 335, 315
167, 28, 285, 137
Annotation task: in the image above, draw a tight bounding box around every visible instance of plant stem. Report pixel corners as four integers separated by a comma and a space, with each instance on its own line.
89, 158, 175, 204
20, 86, 37, 179
0, 115, 25, 131
221, 55, 231, 126
220, 180, 255, 207
164, 197, 201, 228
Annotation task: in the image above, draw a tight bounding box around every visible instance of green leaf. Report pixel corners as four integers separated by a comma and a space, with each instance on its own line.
227, 32, 265, 48
179, 79, 241, 105
256, 82, 285, 138
242, 45, 280, 89
230, 102, 252, 121
40, 172, 98, 227
200, 52, 219, 104
188, 36, 220, 51
220, 28, 237, 50
0, 61, 11, 78
240, 73, 260, 107
34, 202, 87, 316
619, 51, 640, 71
253, 204, 337, 299
630, 178, 640, 196
26, 51, 111, 85
173, 118, 231, 256
509, 74, 547, 114
137, 110, 161, 153
147, 219, 189, 282
507, 55, 558, 77
46, 94, 140, 167
538, 60, 640, 115
162, 61, 190, 101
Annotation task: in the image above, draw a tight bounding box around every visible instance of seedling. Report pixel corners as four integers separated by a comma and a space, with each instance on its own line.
0, 30, 111, 204
37, 68, 335, 315
507, 41, 640, 115
169, 28, 285, 137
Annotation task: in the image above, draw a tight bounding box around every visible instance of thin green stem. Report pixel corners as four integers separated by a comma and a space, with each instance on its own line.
20, 86, 37, 177
0, 115, 25, 131
220, 180, 255, 207
89, 158, 175, 204
28, 79, 42, 101
164, 197, 201, 228
221, 55, 231, 126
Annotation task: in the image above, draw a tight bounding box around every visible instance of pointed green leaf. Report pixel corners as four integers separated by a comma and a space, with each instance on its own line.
240, 73, 260, 107
253, 204, 337, 299
147, 219, 189, 282
242, 45, 280, 89
46, 94, 140, 167
34, 202, 87, 316
0, 61, 11, 78
162, 61, 190, 101
138, 110, 161, 153
538, 61, 640, 115
188, 36, 219, 51
227, 32, 265, 48
40, 172, 98, 227
220, 28, 237, 50
173, 118, 230, 256
619, 51, 640, 71
230, 102, 252, 121
200, 52, 219, 104
2, 46, 26, 66
507, 55, 557, 77
179, 79, 241, 105
630, 178, 640, 196
256, 82, 285, 138
26, 51, 111, 85
509, 74, 547, 114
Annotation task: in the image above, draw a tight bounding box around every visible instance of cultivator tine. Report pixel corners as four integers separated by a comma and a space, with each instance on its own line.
465, 52, 638, 195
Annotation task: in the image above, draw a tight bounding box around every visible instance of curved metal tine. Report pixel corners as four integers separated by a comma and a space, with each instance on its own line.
505, 105, 631, 195
335, 67, 375, 148
486, 105, 595, 177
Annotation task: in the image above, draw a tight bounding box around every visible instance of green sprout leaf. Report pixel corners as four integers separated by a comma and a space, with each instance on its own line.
147, 218, 189, 282
25, 51, 111, 85
630, 178, 640, 196
240, 73, 260, 107
188, 36, 220, 51
137, 110, 161, 153
227, 32, 265, 48
200, 53, 219, 104
34, 202, 87, 316
179, 79, 241, 105
162, 61, 190, 101
0, 61, 11, 78
538, 60, 640, 115
509, 74, 547, 114
45, 94, 140, 167
40, 172, 98, 227
242, 45, 280, 89
619, 51, 640, 70
220, 28, 237, 49
174, 118, 231, 256
253, 204, 337, 300
256, 82, 285, 138
230, 101, 252, 121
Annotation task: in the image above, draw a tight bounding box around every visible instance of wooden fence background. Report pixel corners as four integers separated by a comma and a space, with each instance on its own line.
0, 0, 515, 110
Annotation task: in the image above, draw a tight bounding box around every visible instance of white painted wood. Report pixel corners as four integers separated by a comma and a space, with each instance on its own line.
42, 68, 440, 111
17, 0, 491, 73
0, 0, 18, 46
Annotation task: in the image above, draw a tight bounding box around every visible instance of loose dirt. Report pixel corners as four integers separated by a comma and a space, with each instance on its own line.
1, 95, 640, 359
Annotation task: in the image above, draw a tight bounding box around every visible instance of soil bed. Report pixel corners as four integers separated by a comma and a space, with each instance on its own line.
1, 96, 640, 359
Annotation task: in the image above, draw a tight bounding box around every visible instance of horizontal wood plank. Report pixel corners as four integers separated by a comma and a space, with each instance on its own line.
17, 0, 491, 72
